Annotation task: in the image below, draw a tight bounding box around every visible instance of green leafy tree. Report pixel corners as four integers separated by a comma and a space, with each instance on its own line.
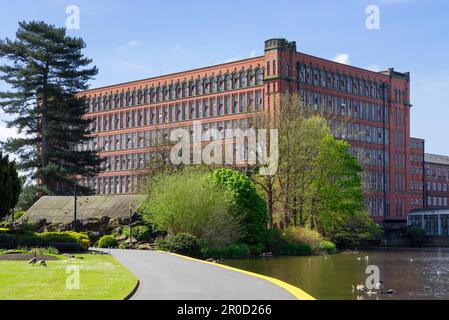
140, 169, 241, 247
211, 168, 268, 245
0, 21, 103, 195
0, 152, 22, 219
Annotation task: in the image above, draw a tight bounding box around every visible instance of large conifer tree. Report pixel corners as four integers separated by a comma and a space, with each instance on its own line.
0, 152, 21, 219
0, 21, 103, 195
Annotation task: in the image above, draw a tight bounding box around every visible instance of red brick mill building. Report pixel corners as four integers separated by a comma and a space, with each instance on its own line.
77, 38, 443, 228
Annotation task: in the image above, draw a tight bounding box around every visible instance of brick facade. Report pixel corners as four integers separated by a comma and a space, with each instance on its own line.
77, 38, 423, 226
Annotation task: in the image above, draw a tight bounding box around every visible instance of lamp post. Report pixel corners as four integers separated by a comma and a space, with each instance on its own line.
73, 184, 77, 232
129, 203, 134, 249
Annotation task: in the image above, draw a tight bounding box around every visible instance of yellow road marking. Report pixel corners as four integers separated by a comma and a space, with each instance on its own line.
158, 250, 316, 301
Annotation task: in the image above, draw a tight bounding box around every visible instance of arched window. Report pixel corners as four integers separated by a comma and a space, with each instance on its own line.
144, 88, 149, 104
210, 77, 216, 93
131, 90, 136, 106
225, 74, 231, 90
175, 83, 181, 99
125, 92, 130, 106
156, 87, 161, 102
169, 84, 174, 100
88, 98, 92, 112
218, 75, 224, 92
232, 73, 239, 89
137, 90, 143, 105
150, 88, 156, 103
162, 85, 168, 101
119, 93, 124, 108
109, 95, 114, 109
256, 68, 262, 85
204, 78, 210, 94
196, 80, 202, 95
347, 78, 352, 93
240, 71, 247, 88
248, 69, 255, 86
183, 82, 188, 98
189, 81, 195, 96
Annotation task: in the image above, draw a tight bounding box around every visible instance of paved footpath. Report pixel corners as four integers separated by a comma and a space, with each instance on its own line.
105, 249, 311, 300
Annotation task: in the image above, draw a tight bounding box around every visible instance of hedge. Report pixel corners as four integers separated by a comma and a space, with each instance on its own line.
0, 231, 90, 250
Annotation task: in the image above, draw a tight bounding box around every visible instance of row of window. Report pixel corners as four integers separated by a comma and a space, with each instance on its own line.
427, 182, 449, 192
88, 91, 264, 133
426, 167, 449, 180
81, 175, 141, 195
332, 121, 389, 146
410, 181, 424, 191
411, 165, 423, 175
365, 196, 386, 217
81, 117, 259, 153
297, 64, 387, 101
427, 197, 449, 207
300, 90, 388, 123
362, 171, 389, 192
86, 69, 264, 113
349, 146, 389, 168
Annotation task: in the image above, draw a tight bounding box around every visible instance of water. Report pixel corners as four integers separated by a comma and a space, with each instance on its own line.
222, 248, 449, 300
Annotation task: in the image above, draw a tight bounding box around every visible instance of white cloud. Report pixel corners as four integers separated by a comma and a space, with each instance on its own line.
333, 53, 350, 65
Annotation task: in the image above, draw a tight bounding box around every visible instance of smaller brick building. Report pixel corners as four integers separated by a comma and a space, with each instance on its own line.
425, 153, 449, 208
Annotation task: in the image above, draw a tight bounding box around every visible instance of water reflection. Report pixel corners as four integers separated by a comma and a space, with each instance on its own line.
223, 248, 449, 300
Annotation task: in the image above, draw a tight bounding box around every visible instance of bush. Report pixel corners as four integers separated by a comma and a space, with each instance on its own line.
282, 226, 324, 248
279, 243, 312, 256
29, 247, 59, 256
406, 226, 426, 247
140, 169, 240, 247
13, 211, 26, 221
0, 230, 90, 250
316, 240, 337, 254
263, 228, 287, 254
201, 244, 250, 259
122, 225, 151, 241
0, 228, 9, 233
98, 235, 118, 248
155, 233, 200, 257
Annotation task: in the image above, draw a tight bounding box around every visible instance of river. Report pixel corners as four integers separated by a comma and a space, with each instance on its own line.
223, 248, 449, 300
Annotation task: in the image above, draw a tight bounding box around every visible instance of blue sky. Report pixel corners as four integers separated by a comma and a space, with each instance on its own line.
0, 0, 448, 154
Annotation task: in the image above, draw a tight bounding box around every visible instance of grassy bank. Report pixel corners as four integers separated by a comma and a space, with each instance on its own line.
0, 254, 137, 300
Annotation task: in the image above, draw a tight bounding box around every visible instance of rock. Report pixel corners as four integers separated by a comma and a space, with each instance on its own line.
137, 243, 153, 250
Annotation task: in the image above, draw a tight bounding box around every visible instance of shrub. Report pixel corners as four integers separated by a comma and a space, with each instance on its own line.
282, 226, 324, 248
118, 242, 129, 249
316, 240, 337, 254
263, 228, 287, 254
406, 226, 426, 247
122, 225, 151, 241
29, 247, 59, 256
98, 235, 118, 248
0, 230, 90, 250
155, 233, 200, 257
0, 228, 9, 233
279, 243, 312, 256
140, 169, 240, 247
13, 211, 26, 221
201, 244, 250, 259
211, 168, 268, 246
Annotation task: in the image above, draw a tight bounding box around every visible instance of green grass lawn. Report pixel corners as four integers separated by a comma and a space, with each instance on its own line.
0, 254, 138, 300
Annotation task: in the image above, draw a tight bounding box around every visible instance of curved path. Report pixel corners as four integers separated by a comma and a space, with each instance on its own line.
105, 249, 314, 300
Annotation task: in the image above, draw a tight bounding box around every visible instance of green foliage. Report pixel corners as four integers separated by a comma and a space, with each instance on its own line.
155, 233, 201, 257
0, 230, 90, 250
0, 152, 21, 219
282, 226, 324, 248
316, 240, 337, 254
98, 235, 118, 249
122, 225, 151, 241
140, 169, 241, 247
201, 244, 250, 259
0, 21, 102, 194
278, 243, 312, 256
16, 185, 51, 211
330, 211, 381, 247
12, 211, 26, 221
406, 226, 426, 247
28, 247, 59, 256
211, 168, 268, 246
